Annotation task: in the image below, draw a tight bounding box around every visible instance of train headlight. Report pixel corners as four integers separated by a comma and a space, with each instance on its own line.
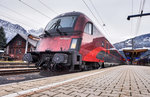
70, 39, 78, 49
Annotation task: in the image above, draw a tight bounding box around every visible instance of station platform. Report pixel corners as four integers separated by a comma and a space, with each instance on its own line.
1, 65, 150, 97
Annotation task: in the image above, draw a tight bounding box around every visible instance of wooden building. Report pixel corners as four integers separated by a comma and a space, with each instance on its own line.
6, 33, 39, 60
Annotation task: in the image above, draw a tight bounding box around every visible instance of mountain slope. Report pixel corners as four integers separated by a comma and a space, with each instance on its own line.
114, 33, 150, 50
28, 28, 43, 37
0, 19, 43, 43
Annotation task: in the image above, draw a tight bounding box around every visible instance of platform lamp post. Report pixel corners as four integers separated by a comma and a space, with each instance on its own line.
25, 36, 29, 54
24, 35, 29, 65
127, 13, 150, 20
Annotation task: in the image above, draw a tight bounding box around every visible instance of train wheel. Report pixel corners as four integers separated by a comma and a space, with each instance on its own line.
81, 64, 88, 71
92, 62, 100, 69
101, 62, 105, 68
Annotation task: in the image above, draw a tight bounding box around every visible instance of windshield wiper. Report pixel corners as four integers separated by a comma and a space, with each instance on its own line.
47, 19, 69, 36
49, 19, 61, 30
45, 30, 51, 36
39, 30, 50, 38
48, 19, 63, 35
53, 19, 64, 35
39, 30, 51, 38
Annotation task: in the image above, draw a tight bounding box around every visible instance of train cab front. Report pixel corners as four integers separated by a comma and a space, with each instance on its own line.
23, 12, 84, 72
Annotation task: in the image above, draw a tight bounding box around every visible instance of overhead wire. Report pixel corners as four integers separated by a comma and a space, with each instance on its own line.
0, 4, 42, 25
139, 0, 145, 13
0, 14, 32, 28
81, 0, 102, 27
81, 0, 113, 44
89, 0, 105, 26
131, 0, 133, 35
0, 10, 36, 29
38, 0, 58, 15
88, 0, 110, 36
18, 0, 51, 19
135, 0, 145, 35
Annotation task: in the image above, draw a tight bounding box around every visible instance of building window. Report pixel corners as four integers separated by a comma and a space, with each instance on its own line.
16, 49, 18, 54
9, 49, 11, 54
13, 49, 14, 54
18, 49, 22, 54
17, 41, 22, 45
11, 49, 14, 54
84, 23, 93, 35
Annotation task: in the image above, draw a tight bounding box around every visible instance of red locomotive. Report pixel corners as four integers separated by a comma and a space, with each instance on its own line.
23, 12, 125, 72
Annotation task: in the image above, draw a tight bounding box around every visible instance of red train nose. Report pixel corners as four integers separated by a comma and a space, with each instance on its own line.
36, 37, 72, 52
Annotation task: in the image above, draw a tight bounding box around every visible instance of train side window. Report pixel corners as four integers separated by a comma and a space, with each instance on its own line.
106, 43, 109, 49
102, 41, 104, 47
84, 23, 93, 35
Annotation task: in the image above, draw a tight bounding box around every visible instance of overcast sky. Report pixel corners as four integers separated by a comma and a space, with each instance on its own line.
0, 0, 150, 44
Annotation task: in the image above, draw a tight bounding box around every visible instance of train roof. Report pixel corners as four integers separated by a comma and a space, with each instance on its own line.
51, 12, 121, 54
54, 11, 85, 19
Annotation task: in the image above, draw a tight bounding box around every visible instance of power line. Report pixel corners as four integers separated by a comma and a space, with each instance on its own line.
18, 0, 51, 19
0, 4, 42, 25
0, 8, 37, 29
135, 0, 145, 35
130, 0, 134, 50
89, 0, 105, 26
0, 14, 32, 28
88, 0, 110, 36
38, 0, 58, 15
81, 0, 102, 27
139, 0, 145, 13
81, 0, 113, 44
88, 0, 112, 41
81, 0, 110, 36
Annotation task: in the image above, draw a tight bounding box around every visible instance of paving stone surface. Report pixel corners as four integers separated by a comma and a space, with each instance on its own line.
1, 65, 150, 97
26, 66, 150, 97
0, 66, 113, 97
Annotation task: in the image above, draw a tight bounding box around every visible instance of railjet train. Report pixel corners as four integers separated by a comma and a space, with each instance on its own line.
23, 12, 125, 72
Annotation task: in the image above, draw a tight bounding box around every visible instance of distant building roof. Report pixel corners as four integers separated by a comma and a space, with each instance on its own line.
123, 49, 148, 53
6, 33, 39, 47
140, 50, 150, 58
0, 50, 4, 53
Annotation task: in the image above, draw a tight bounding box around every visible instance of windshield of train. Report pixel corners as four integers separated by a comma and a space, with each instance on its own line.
45, 16, 77, 31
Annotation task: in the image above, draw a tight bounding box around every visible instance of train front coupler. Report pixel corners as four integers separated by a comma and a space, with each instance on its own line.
23, 51, 53, 70
23, 51, 82, 71
37, 53, 69, 71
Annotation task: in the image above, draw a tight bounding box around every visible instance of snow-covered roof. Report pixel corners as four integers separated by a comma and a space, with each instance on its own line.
6, 33, 38, 47
139, 47, 150, 50
107, 48, 117, 50
0, 50, 4, 53
118, 47, 132, 51
118, 46, 150, 51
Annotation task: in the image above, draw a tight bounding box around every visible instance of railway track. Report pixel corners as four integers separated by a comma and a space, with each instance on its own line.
0, 62, 39, 76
